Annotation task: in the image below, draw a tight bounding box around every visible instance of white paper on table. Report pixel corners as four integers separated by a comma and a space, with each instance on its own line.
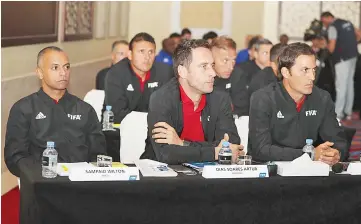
134, 159, 178, 177
346, 162, 361, 175
234, 116, 249, 154
275, 153, 330, 176
57, 162, 94, 176
119, 111, 148, 164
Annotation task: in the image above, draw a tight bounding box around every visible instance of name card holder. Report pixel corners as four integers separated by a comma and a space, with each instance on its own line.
202, 165, 269, 179
69, 167, 140, 181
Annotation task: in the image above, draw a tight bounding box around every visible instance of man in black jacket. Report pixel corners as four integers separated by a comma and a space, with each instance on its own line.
249, 43, 346, 165
96, 40, 129, 90
104, 32, 174, 123
5, 46, 106, 177
248, 43, 287, 97
238, 38, 273, 89
141, 39, 243, 164
211, 36, 249, 117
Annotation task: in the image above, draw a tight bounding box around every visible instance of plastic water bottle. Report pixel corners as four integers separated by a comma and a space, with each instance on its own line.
218, 141, 232, 165
103, 105, 114, 130
302, 139, 315, 160
42, 141, 58, 178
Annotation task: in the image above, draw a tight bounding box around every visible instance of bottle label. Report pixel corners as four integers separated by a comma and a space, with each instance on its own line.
109, 115, 114, 123
42, 156, 49, 166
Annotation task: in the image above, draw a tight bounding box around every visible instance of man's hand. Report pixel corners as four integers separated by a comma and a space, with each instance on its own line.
314, 141, 340, 165
215, 133, 244, 162
152, 122, 183, 146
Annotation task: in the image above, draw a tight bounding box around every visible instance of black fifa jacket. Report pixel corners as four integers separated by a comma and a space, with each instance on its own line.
5, 89, 106, 177
141, 78, 240, 164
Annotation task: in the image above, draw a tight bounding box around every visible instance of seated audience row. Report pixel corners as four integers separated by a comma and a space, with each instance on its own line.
5, 34, 346, 177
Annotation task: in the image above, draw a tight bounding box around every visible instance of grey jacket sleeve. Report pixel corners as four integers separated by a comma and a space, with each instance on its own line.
231, 68, 250, 117
319, 93, 347, 161
86, 106, 107, 161
104, 68, 131, 123
4, 101, 31, 177
249, 91, 303, 161
147, 93, 215, 164
214, 93, 241, 145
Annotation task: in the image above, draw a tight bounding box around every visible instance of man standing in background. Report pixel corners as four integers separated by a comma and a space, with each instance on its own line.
321, 12, 359, 120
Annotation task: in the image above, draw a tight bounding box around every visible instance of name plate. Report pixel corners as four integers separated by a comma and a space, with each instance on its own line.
275, 161, 329, 177
69, 167, 140, 181
347, 162, 361, 175
202, 165, 269, 179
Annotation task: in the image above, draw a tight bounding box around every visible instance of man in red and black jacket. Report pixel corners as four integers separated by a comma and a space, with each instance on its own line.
141, 39, 243, 164
104, 32, 174, 123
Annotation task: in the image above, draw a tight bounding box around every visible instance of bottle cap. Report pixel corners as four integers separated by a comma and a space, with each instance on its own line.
47, 141, 55, 148
306, 139, 313, 145
222, 141, 230, 147
106, 105, 112, 111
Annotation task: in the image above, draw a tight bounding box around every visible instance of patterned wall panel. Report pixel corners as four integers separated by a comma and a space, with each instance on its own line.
321, 1, 360, 27
64, 1, 93, 41
279, 2, 321, 40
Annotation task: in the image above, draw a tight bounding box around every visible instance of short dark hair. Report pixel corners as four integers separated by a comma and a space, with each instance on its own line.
169, 33, 181, 38
37, 46, 64, 66
278, 42, 315, 80
270, 43, 288, 63
129, 32, 156, 51
112, 40, 129, 51
211, 36, 237, 50
254, 38, 273, 51
202, 31, 218, 41
248, 36, 262, 49
321, 11, 334, 18
173, 39, 210, 78
181, 28, 191, 36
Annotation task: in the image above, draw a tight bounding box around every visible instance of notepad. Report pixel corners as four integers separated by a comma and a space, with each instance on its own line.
135, 159, 178, 177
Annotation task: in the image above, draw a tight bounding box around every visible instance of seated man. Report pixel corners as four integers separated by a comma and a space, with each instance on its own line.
96, 40, 129, 90
211, 36, 249, 117
239, 38, 273, 89
155, 38, 175, 65
203, 31, 218, 44
141, 39, 243, 164
249, 43, 346, 164
236, 35, 261, 64
5, 46, 106, 177
248, 43, 288, 97
181, 28, 192, 40
104, 32, 174, 123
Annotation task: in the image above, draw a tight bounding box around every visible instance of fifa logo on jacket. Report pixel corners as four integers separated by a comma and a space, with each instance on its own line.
305, 110, 317, 116
68, 114, 82, 120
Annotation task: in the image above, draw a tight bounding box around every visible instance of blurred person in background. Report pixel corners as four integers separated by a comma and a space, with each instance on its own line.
96, 40, 129, 90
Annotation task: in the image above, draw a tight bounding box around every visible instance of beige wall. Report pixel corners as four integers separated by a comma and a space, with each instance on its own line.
231, 1, 264, 50
128, 1, 172, 53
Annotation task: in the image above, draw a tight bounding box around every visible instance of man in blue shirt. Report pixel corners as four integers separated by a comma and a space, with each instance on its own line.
155, 38, 174, 65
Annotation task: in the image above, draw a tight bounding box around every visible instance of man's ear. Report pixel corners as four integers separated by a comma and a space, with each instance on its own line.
281, 67, 290, 79
127, 50, 132, 60
177, 65, 187, 79
36, 67, 43, 80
